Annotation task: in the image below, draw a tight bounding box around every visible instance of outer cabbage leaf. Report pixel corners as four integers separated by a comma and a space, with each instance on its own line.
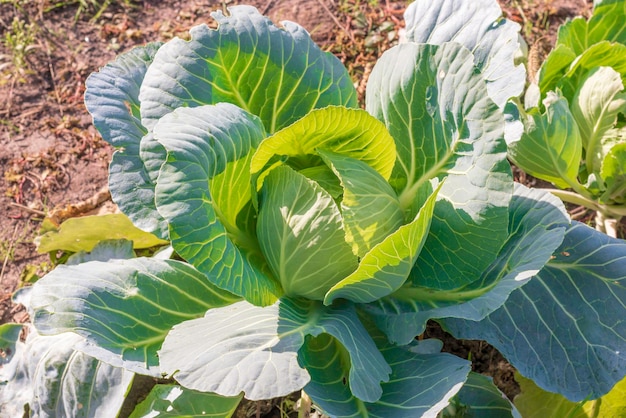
107, 134, 170, 238
84, 43, 160, 147
129, 384, 242, 418
363, 184, 569, 344
154, 103, 282, 306
366, 42, 512, 291
159, 298, 391, 403
571, 66, 626, 175
65, 238, 135, 265
29, 258, 238, 376
508, 96, 583, 189
0, 329, 133, 418
257, 166, 357, 300
139, 5, 356, 133
403, 0, 525, 109
444, 222, 626, 401
298, 334, 362, 417
300, 331, 470, 418
84, 43, 168, 238
0, 323, 22, 365
441, 372, 521, 418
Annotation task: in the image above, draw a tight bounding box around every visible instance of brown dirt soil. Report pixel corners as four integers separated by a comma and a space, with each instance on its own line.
0, 0, 595, 413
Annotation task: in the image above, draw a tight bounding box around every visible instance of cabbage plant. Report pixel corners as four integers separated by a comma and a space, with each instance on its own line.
2, 1, 626, 417
508, 0, 626, 237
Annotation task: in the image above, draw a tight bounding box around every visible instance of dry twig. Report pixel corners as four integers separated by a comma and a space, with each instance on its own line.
316, 0, 355, 43
0, 225, 20, 284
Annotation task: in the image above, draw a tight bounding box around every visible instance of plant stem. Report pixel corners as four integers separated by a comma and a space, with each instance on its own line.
298, 390, 312, 418
537, 188, 626, 219
595, 211, 619, 238
539, 188, 601, 209
392, 281, 497, 305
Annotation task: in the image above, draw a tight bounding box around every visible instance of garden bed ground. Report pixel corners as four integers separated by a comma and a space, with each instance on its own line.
0, 0, 597, 415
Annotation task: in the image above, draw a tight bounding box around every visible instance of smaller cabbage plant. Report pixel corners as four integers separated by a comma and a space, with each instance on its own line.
2, 1, 626, 417
507, 0, 626, 237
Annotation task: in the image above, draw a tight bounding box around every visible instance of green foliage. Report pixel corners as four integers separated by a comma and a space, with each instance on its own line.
0, 16, 37, 81
45, 0, 135, 21
514, 372, 626, 418
439, 372, 520, 417
0, 327, 134, 417
508, 0, 626, 235
129, 385, 242, 418
0, 323, 22, 365
3, 1, 626, 417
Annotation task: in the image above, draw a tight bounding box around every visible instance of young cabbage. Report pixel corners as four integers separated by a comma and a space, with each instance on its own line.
507, 0, 626, 236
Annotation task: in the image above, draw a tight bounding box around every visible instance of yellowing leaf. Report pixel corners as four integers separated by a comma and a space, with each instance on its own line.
36, 213, 168, 254
514, 372, 626, 418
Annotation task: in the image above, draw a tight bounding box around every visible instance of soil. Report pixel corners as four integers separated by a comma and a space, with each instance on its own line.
0, 0, 596, 414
